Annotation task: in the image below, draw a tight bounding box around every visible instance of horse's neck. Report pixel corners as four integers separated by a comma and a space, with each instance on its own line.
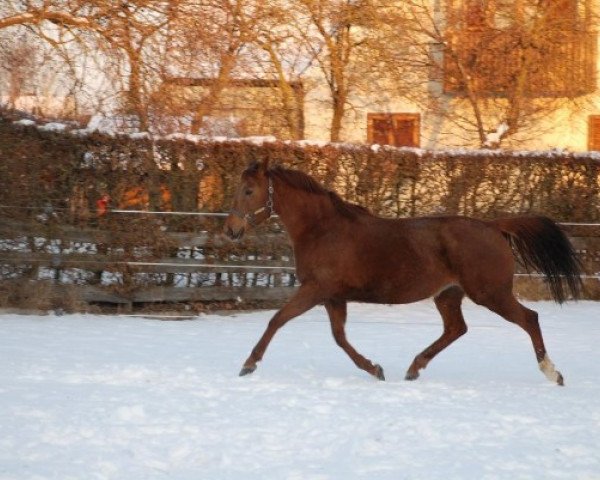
273, 182, 334, 241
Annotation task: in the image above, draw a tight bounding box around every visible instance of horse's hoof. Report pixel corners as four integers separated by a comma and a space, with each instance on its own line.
373, 364, 385, 381
404, 370, 419, 381
239, 365, 257, 377
557, 372, 565, 386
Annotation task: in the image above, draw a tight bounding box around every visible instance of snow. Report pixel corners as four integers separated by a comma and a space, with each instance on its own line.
1, 300, 599, 479
37, 122, 68, 132
483, 122, 509, 148
85, 114, 140, 135
12, 119, 36, 127
10, 115, 600, 162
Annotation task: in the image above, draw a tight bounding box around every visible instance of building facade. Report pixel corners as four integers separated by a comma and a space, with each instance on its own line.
139, 0, 599, 151
301, 0, 600, 151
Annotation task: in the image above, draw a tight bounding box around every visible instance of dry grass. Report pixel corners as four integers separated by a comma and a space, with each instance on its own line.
0, 280, 89, 313
514, 276, 600, 301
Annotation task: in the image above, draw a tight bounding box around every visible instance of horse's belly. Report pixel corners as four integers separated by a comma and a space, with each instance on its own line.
296, 242, 455, 303
345, 273, 454, 304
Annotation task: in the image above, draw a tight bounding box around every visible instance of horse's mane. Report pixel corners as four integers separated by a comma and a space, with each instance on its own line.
268, 166, 372, 220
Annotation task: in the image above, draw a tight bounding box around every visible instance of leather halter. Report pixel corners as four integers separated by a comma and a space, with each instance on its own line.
229, 176, 275, 226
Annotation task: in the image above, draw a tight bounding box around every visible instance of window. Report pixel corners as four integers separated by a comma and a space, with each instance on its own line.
588, 115, 600, 151
367, 113, 420, 148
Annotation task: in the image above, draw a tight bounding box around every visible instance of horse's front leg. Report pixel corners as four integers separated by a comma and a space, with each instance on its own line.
325, 299, 385, 380
239, 284, 321, 376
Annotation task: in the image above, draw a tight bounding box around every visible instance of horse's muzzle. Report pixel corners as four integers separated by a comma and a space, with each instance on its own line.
224, 216, 246, 240
226, 226, 245, 240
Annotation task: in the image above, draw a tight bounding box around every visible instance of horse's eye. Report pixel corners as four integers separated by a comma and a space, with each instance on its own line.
245, 189, 253, 196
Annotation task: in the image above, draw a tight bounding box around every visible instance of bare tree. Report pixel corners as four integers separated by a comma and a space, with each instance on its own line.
88, 1, 174, 130
151, 0, 264, 134
0, 1, 175, 128
0, 3, 99, 116
0, 34, 38, 108
285, 0, 393, 142
394, 0, 597, 148
248, 1, 313, 140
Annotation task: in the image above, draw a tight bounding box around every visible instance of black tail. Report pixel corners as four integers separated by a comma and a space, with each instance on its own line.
491, 216, 584, 303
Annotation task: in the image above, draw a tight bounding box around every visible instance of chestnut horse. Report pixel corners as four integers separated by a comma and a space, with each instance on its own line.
225, 160, 582, 385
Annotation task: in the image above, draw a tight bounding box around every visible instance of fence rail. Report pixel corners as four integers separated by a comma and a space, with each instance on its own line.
1, 214, 599, 309
0, 213, 297, 308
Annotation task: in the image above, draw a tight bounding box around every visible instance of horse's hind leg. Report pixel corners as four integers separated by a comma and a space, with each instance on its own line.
325, 300, 385, 380
405, 286, 467, 381
482, 293, 564, 385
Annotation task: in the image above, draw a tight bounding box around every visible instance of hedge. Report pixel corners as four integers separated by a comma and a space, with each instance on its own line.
1, 117, 599, 227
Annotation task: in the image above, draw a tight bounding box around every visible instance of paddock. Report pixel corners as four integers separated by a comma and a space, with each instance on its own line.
1, 300, 598, 479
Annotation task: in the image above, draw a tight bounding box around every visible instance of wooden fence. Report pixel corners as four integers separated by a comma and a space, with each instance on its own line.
1, 213, 599, 310
0, 213, 296, 309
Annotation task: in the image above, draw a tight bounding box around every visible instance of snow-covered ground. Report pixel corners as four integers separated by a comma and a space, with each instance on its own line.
1, 300, 599, 480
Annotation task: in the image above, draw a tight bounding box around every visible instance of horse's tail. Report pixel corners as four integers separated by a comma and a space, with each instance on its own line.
490, 216, 584, 303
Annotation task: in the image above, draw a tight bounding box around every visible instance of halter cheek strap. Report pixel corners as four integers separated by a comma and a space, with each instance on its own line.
230, 177, 275, 226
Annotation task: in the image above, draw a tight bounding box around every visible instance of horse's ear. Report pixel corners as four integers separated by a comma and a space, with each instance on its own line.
244, 159, 269, 175
260, 158, 270, 174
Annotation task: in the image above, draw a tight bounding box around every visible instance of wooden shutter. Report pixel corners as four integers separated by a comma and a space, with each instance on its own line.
367, 113, 420, 148
589, 115, 600, 151
392, 118, 419, 147
371, 116, 394, 145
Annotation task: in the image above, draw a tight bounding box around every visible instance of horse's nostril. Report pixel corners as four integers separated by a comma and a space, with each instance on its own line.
226, 226, 244, 240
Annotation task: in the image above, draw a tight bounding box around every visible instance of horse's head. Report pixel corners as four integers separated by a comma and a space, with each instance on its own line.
225, 160, 274, 240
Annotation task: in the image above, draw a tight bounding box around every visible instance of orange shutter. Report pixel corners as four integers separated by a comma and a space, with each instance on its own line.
589, 116, 600, 151
367, 114, 420, 148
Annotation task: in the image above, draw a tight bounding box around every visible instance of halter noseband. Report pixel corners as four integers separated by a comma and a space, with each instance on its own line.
230, 176, 275, 226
